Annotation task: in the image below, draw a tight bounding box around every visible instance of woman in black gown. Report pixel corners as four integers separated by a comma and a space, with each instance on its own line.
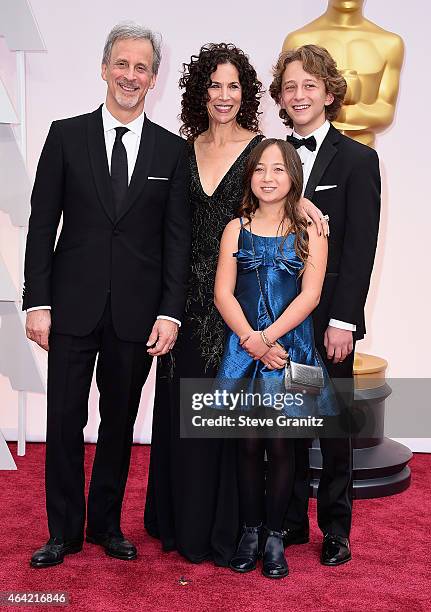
144, 43, 264, 566
144, 43, 324, 565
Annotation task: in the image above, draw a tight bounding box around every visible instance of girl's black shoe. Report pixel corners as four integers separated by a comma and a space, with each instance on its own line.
229, 525, 261, 573
262, 527, 289, 579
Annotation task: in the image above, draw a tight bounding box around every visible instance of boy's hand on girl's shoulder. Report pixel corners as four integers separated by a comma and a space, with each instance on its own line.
299, 197, 330, 237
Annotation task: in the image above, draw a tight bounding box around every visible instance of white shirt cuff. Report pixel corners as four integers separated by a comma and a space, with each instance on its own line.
26, 306, 51, 312
329, 318, 356, 331
157, 315, 181, 327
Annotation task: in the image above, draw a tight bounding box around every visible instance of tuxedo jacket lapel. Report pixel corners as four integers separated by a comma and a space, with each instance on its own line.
87, 106, 115, 223
116, 116, 156, 224
304, 124, 340, 199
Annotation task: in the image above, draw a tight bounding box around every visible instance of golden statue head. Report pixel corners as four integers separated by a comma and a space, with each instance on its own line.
328, 0, 364, 12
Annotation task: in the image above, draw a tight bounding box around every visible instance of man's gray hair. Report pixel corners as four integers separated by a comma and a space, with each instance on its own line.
102, 21, 162, 74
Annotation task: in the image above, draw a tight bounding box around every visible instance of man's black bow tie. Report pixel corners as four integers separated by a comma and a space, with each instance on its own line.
286, 134, 317, 152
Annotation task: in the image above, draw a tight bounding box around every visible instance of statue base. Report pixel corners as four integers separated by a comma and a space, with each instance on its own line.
309, 353, 413, 499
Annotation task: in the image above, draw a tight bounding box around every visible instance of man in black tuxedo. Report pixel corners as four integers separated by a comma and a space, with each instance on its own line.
24, 22, 190, 567
270, 45, 380, 565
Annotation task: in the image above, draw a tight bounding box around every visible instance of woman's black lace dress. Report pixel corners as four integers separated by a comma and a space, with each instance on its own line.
144, 135, 263, 565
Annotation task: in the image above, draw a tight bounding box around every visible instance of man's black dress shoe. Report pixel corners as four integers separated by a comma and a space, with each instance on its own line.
321, 534, 351, 566
229, 525, 261, 573
283, 524, 310, 547
262, 527, 289, 579
86, 533, 137, 560
30, 538, 83, 568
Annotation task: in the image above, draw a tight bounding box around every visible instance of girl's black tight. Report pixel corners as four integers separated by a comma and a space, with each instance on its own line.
237, 437, 295, 531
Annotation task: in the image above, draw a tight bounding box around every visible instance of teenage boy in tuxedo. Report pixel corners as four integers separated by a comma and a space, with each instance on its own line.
269, 44, 380, 565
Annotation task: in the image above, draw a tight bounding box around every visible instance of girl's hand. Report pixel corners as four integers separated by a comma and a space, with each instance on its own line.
261, 344, 289, 370
240, 331, 269, 360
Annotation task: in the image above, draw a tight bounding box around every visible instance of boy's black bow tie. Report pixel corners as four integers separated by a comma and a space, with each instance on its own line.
286, 134, 317, 152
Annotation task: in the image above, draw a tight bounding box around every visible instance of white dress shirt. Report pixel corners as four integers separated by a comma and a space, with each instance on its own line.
28, 104, 181, 327
102, 103, 144, 185
293, 120, 331, 194
291, 119, 356, 332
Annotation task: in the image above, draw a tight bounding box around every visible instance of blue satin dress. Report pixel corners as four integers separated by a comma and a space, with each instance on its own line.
215, 220, 338, 417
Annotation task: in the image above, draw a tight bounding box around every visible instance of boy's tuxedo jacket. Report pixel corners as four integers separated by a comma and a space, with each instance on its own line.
305, 124, 381, 342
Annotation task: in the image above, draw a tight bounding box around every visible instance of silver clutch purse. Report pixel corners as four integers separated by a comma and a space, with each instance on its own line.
284, 358, 325, 393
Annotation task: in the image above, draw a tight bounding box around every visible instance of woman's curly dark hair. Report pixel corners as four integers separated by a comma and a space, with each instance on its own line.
179, 43, 263, 141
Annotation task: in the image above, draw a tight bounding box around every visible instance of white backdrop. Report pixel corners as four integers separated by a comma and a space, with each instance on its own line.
0, 0, 430, 449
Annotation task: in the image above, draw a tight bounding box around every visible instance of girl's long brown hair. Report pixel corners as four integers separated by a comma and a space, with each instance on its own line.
238, 138, 309, 265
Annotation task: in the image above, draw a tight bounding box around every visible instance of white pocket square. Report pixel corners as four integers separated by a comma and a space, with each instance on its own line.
148, 176, 169, 181
315, 184, 337, 191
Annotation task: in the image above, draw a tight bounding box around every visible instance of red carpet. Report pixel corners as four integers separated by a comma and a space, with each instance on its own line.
0, 443, 429, 612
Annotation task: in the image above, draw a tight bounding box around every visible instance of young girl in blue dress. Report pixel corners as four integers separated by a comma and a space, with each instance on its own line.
214, 138, 331, 579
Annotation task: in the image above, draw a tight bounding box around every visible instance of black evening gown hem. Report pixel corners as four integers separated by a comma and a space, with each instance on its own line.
144, 135, 264, 565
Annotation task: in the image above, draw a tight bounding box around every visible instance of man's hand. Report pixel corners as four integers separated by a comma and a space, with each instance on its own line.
324, 326, 354, 364
146, 319, 179, 357
240, 331, 269, 360
299, 196, 329, 237
26, 309, 51, 351
261, 343, 288, 370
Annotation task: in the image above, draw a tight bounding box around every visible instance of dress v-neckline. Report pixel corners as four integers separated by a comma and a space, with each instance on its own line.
192, 135, 262, 199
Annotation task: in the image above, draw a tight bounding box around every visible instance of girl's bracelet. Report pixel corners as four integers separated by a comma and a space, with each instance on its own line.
260, 329, 276, 348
